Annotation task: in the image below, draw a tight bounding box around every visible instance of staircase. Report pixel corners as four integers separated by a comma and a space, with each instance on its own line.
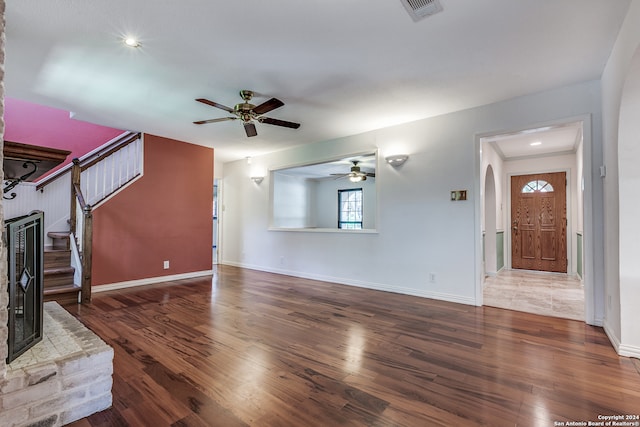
5, 131, 143, 304
44, 231, 80, 304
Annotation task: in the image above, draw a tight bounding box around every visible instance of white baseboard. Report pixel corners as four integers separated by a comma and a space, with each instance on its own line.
603, 322, 621, 353
603, 322, 640, 358
93, 270, 213, 293
221, 261, 476, 306
618, 343, 640, 359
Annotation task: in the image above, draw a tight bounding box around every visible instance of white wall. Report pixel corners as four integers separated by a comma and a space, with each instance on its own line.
221, 80, 603, 309
601, 0, 640, 357
272, 173, 314, 228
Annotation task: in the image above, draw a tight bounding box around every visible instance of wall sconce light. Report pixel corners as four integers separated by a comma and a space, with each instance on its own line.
251, 176, 264, 184
385, 154, 409, 166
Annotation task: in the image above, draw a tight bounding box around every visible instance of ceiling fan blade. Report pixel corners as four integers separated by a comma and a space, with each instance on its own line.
259, 117, 301, 129
196, 98, 234, 113
193, 117, 237, 125
366, 172, 376, 177
253, 98, 284, 115
244, 122, 258, 137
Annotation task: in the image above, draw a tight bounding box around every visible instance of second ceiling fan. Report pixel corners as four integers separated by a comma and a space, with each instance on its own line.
331, 160, 376, 182
193, 90, 300, 137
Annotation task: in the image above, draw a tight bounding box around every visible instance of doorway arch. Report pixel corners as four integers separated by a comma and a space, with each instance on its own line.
484, 165, 497, 276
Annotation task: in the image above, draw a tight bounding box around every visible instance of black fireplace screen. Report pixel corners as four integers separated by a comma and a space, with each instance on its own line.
6, 211, 44, 363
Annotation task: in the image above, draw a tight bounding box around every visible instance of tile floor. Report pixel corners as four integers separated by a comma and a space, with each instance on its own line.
483, 269, 584, 321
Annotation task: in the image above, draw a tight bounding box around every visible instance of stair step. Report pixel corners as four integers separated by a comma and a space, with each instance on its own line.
44, 266, 75, 287
44, 249, 72, 269
44, 284, 80, 304
47, 231, 71, 250
45, 266, 75, 275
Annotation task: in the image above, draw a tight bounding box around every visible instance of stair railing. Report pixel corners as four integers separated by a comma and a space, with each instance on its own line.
70, 160, 93, 303
68, 132, 143, 302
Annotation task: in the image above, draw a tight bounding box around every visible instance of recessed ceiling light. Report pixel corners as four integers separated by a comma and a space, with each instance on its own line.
123, 37, 140, 48
530, 141, 542, 146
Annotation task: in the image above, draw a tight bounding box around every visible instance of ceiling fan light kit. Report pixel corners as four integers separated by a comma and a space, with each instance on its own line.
194, 90, 300, 137
332, 160, 376, 182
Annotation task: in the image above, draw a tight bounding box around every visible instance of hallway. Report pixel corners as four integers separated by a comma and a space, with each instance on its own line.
483, 269, 584, 321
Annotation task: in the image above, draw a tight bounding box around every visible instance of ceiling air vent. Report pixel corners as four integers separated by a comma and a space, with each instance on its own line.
400, 0, 443, 22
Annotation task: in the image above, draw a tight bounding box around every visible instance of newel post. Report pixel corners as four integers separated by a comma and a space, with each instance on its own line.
81, 204, 93, 303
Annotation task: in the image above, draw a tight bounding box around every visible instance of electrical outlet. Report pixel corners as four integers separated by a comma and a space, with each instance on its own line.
163, 260, 170, 270
429, 273, 436, 283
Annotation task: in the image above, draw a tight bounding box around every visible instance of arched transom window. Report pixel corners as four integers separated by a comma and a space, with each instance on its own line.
521, 179, 554, 193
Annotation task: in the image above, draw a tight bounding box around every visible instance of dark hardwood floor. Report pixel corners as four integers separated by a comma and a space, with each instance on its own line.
65, 265, 640, 426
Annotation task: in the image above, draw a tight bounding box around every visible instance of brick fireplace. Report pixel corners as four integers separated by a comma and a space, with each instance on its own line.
0, 303, 114, 427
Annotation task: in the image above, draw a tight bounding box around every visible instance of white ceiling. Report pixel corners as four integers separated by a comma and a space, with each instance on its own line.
484, 121, 583, 160
4, 1, 631, 163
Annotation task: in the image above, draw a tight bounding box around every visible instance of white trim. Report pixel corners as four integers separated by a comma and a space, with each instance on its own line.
268, 227, 379, 234
618, 343, 640, 359
604, 321, 622, 352
221, 261, 476, 306
92, 270, 213, 293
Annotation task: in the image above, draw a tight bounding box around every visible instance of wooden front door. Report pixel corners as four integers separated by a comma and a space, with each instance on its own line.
511, 172, 567, 273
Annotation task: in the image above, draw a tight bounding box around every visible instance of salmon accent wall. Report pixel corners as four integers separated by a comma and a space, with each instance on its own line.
4, 97, 124, 177
92, 134, 213, 285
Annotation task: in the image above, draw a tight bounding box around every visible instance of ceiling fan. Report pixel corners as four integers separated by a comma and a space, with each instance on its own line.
331, 160, 375, 182
193, 90, 300, 137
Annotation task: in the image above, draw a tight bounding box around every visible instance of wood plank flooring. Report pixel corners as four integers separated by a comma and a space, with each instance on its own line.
64, 266, 640, 426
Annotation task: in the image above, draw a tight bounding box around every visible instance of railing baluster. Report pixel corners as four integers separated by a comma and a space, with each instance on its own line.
118, 149, 123, 189
128, 145, 132, 179
101, 158, 106, 203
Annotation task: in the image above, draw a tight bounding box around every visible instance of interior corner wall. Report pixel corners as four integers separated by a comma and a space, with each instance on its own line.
601, 0, 640, 355
221, 80, 603, 307
92, 134, 213, 286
